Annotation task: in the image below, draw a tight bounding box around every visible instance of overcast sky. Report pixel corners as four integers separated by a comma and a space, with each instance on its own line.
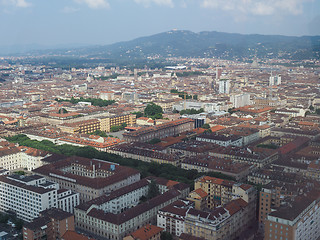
0, 0, 319, 46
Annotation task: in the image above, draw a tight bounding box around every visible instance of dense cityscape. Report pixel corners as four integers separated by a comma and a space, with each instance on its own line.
0, 0, 319, 239
0, 52, 319, 240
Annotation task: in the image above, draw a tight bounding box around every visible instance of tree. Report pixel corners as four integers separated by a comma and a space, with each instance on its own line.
90, 130, 108, 138
144, 103, 163, 119
148, 138, 161, 144
132, 111, 143, 118
180, 108, 204, 115
161, 232, 173, 240
147, 180, 160, 199
305, 111, 311, 117
110, 123, 127, 132
58, 108, 68, 114
202, 123, 210, 129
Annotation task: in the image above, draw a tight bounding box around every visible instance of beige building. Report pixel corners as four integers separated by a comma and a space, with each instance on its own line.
99, 114, 136, 132
184, 198, 254, 240
194, 176, 256, 210
187, 188, 208, 210
59, 119, 100, 134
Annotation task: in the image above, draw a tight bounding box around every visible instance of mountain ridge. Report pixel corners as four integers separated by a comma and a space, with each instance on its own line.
1, 30, 319, 60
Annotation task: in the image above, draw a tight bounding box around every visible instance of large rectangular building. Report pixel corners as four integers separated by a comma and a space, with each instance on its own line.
123, 118, 194, 143
99, 114, 136, 132
74, 178, 189, 240
0, 174, 79, 222
32, 156, 140, 203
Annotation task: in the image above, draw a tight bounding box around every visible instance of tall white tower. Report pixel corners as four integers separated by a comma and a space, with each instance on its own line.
269, 74, 281, 86
219, 79, 230, 94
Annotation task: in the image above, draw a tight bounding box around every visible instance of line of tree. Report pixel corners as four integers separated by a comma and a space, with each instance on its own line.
170, 89, 197, 100
95, 74, 120, 80
55, 97, 115, 107
5, 134, 235, 189
179, 108, 204, 115
110, 123, 127, 132
176, 71, 204, 77
89, 130, 109, 138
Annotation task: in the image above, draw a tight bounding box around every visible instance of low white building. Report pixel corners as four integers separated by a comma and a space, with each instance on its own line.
0, 147, 23, 171
196, 133, 243, 147
0, 174, 79, 222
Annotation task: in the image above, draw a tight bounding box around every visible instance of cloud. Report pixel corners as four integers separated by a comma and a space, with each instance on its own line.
201, 0, 313, 16
74, 0, 110, 9
61, 6, 80, 13
180, 0, 187, 8
1, 0, 31, 8
134, 0, 174, 8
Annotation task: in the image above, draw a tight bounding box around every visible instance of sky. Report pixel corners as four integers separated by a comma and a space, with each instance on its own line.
0, 0, 319, 47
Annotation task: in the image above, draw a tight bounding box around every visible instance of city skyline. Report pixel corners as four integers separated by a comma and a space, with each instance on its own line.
0, 0, 319, 47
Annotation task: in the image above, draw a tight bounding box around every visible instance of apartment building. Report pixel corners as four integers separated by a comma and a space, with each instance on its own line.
20, 147, 51, 171
0, 174, 79, 222
194, 176, 256, 210
209, 145, 279, 168
59, 119, 100, 134
33, 156, 140, 203
123, 118, 194, 143
75, 189, 185, 240
169, 141, 219, 157
157, 200, 194, 236
108, 143, 183, 167
184, 198, 253, 240
23, 208, 75, 240
0, 146, 23, 171
271, 127, 320, 140
187, 188, 208, 210
157, 179, 256, 239
99, 114, 136, 132
0, 140, 53, 172
194, 176, 234, 209
196, 133, 243, 147
258, 180, 318, 229
74, 177, 189, 240
181, 156, 252, 181
264, 191, 320, 240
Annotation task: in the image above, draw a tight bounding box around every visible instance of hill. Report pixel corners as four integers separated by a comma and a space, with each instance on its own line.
65, 30, 320, 60
2, 30, 319, 61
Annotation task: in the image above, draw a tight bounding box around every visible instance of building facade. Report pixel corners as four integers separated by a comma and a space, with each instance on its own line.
0, 174, 79, 222
123, 118, 194, 143
32, 156, 140, 203
23, 208, 75, 240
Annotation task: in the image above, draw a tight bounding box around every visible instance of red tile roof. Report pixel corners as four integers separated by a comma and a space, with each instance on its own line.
128, 224, 163, 240
62, 230, 95, 240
